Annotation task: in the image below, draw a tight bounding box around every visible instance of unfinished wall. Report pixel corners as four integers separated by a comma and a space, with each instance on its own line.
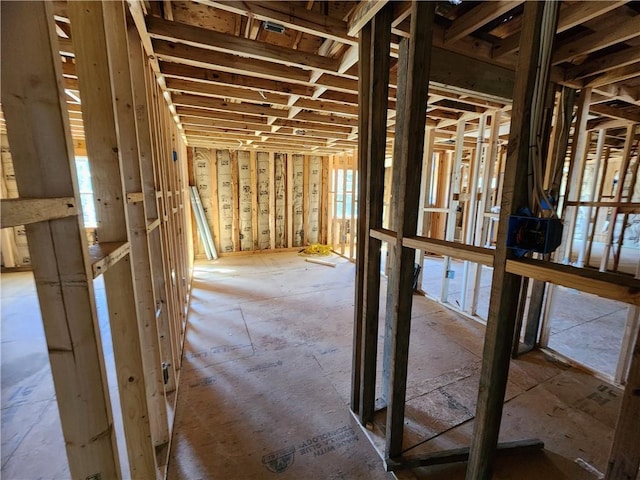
0, 134, 30, 267
190, 148, 328, 256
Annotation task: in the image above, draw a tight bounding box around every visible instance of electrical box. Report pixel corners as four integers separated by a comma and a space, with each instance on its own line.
507, 215, 563, 257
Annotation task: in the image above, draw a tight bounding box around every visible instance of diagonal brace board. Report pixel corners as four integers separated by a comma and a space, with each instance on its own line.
385, 439, 544, 472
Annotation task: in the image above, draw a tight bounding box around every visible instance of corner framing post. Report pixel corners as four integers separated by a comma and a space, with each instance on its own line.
606, 271, 640, 478
440, 120, 465, 303
466, 2, 558, 478
561, 87, 593, 265
383, 2, 435, 458
351, 15, 370, 409
359, 5, 392, 425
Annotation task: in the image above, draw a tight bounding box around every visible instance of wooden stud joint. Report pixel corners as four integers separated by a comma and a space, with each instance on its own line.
0, 197, 78, 228
88, 242, 131, 278
127, 192, 145, 203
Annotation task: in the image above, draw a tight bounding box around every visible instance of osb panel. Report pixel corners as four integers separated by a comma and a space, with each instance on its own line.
171, 1, 238, 33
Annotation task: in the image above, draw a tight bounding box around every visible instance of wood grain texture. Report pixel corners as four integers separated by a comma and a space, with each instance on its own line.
466, 3, 556, 478
1, 2, 121, 478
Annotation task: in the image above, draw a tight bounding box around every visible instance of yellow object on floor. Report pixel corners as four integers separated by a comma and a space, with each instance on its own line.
298, 244, 332, 256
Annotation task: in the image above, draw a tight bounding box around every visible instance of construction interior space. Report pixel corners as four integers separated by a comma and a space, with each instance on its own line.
1, 1, 640, 479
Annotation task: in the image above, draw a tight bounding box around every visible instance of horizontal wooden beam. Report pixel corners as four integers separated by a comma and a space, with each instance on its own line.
585, 62, 640, 88
159, 61, 314, 97
370, 227, 398, 245
553, 15, 640, 65
593, 83, 640, 107
429, 48, 515, 101
565, 201, 640, 214
293, 97, 359, 117
589, 103, 640, 123
565, 45, 640, 81
556, 1, 628, 33
166, 77, 291, 106
180, 115, 267, 132
153, 39, 311, 84
172, 94, 290, 118
402, 235, 495, 266
445, 1, 521, 44
587, 116, 635, 131
126, 192, 144, 204
493, 1, 628, 58
183, 128, 348, 147
505, 258, 640, 306
293, 110, 359, 127
175, 106, 268, 124
196, 0, 356, 46
272, 118, 353, 134
1, 197, 77, 228
147, 16, 339, 73
348, 0, 388, 37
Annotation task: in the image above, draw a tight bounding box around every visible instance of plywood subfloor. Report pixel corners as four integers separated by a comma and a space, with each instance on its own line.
169, 252, 620, 480
170, 252, 390, 479
0, 274, 132, 478
0, 251, 622, 479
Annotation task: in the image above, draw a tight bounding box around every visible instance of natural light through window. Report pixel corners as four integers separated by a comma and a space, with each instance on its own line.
75, 156, 97, 228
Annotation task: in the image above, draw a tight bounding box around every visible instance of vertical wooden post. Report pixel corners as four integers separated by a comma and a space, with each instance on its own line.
461, 114, 486, 311
303, 154, 310, 246
357, 6, 392, 425
382, 39, 409, 403
416, 128, 435, 287
250, 151, 259, 250
383, 2, 435, 458
471, 111, 501, 314
600, 125, 635, 272
321, 156, 330, 244
351, 19, 371, 413
133, 37, 177, 391
576, 129, 605, 267
68, 1, 156, 477
103, 1, 170, 448
440, 121, 465, 303
466, 3, 558, 478
348, 160, 357, 260
561, 88, 592, 264
1, 3, 121, 478
268, 152, 276, 249
151, 84, 179, 368
615, 260, 640, 384
606, 274, 640, 478
286, 153, 293, 248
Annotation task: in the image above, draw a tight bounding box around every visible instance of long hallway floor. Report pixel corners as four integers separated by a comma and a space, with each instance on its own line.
1, 252, 623, 479
169, 253, 618, 479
